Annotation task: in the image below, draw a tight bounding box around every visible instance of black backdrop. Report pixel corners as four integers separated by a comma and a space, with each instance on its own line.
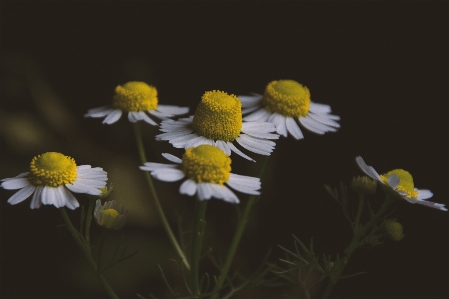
1, 2, 448, 299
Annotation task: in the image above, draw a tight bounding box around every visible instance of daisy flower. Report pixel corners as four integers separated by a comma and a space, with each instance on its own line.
238, 80, 340, 139
140, 144, 261, 203
1, 152, 108, 209
355, 156, 447, 211
84, 81, 189, 125
156, 90, 279, 162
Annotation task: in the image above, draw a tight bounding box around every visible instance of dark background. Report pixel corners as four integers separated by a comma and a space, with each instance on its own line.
1, 2, 448, 299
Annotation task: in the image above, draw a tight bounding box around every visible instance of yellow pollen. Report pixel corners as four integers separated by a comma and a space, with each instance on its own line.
112, 81, 158, 112
182, 145, 231, 185
380, 169, 419, 199
100, 209, 119, 229
29, 152, 77, 187
192, 90, 242, 142
262, 80, 311, 117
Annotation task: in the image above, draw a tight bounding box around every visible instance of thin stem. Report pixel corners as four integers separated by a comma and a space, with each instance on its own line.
132, 122, 191, 271
320, 196, 395, 299
210, 156, 270, 299
59, 208, 119, 299
190, 200, 208, 297
353, 194, 365, 233
85, 196, 96, 247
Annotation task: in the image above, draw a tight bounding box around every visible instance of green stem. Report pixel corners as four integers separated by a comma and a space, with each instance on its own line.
353, 194, 365, 233
320, 196, 395, 299
190, 200, 208, 297
59, 208, 119, 299
85, 196, 96, 246
132, 122, 191, 271
210, 156, 270, 299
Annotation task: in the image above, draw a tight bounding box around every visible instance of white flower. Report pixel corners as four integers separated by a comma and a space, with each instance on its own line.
85, 81, 189, 125
156, 90, 279, 162
140, 144, 261, 203
355, 156, 447, 211
1, 152, 108, 209
239, 80, 340, 140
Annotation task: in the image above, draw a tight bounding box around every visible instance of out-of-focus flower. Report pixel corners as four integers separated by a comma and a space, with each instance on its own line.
94, 199, 128, 229
355, 156, 447, 211
84, 81, 189, 125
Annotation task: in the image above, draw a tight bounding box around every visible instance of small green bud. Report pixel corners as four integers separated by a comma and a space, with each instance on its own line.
94, 199, 128, 229
351, 176, 377, 195
99, 184, 113, 199
384, 219, 404, 241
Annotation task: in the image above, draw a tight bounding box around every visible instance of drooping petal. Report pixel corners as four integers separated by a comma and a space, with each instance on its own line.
285, 117, 304, 140
417, 189, 433, 200
227, 142, 255, 162
156, 105, 190, 115
269, 113, 288, 137
151, 168, 185, 182
355, 157, 383, 181
236, 134, 276, 155
179, 179, 197, 196
103, 109, 123, 124
162, 153, 182, 164
1, 177, 32, 190
7, 184, 36, 205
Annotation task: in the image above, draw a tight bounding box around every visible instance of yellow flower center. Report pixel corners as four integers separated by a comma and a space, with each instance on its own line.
192, 90, 242, 141
112, 81, 158, 112
182, 144, 231, 185
29, 152, 77, 186
380, 169, 419, 199
100, 209, 119, 229
262, 80, 311, 117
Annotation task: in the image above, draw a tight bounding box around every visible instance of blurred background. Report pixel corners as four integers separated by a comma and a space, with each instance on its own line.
1, 2, 448, 299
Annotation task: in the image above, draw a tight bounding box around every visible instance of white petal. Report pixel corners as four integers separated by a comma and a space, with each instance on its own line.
243, 108, 271, 122
197, 183, 215, 200
236, 134, 276, 155
30, 185, 43, 209
215, 140, 231, 156
228, 173, 261, 189
285, 117, 304, 140
218, 186, 240, 203
269, 113, 288, 137
128, 112, 139, 122
85, 106, 114, 117
355, 157, 383, 181
140, 162, 178, 171
151, 168, 185, 182
299, 116, 326, 134
227, 174, 261, 195
308, 112, 340, 128
241, 122, 279, 139
60, 187, 80, 209
228, 142, 255, 162
7, 185, 36, 205
238, 94, 263, 108
162, 153, 182, 164
415, 200, 447, 211
387, 174, 400, 189
417, 189, 433, 200
179, 179, 197, 196
41, 186, 57, 206
309, 102, 332, 114
156, 105, 190, 115
139, 112, 158, 126
103, 109, 122, 124
1, 177, 32, 190
184, 136, 211, 149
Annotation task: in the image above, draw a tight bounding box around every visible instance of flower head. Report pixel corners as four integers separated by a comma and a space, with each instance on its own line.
156, 90, 279, 162
94, 199, 128, 229
355, 156, 447, 211
84, 81, 189, 125
239, 80, 340, 140
1, 152, 108, 209
140, 144, 261, 203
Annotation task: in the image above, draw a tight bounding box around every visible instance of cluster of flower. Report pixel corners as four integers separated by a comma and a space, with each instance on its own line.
2, 79, 446, 226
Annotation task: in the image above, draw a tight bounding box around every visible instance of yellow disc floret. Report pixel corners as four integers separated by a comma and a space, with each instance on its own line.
380, 169, 419, 199
192, 90, 242, 141
262, 80, 311, 117
182, 145, 231, 185
112, 81, 158, 112
29, 152, 77, 186
100, 209, 120, 229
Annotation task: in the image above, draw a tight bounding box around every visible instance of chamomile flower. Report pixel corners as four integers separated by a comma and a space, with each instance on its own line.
1, 152, 108, 209
156, 90, 279, 162
84, 81, 189, 125
140, 144, 261, 203
355, 156, 447, 211
239, 80, 340, 139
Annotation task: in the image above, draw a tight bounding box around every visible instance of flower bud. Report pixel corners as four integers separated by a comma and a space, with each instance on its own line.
351, 176, 377, 196
384, 219, 404, 241
94, 199, 128, 229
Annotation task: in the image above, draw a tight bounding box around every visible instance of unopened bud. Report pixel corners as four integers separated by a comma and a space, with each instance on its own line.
351, 176, 377, 196
384, 219, 404, 241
